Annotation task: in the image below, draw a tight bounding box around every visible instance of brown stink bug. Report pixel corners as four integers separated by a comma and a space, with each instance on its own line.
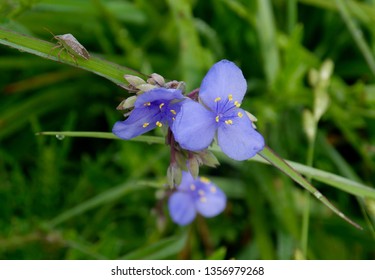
47, 30, 90, 63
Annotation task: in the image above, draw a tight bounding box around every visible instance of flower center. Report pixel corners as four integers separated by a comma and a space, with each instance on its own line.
141, 100, 178, 128
214, 94, 243, 125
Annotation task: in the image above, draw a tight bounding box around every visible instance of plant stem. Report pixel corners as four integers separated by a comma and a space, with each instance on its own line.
301, 132, 316, 259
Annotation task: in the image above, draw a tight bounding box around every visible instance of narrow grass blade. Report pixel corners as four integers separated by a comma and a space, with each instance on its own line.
37, 131, 375, 200
258, 146, 362, 229
37, 131, 374, 229
335, 0, 375, 77
46, 181, 147, 228
0, 27, 146, 86
120, 232, 188, 260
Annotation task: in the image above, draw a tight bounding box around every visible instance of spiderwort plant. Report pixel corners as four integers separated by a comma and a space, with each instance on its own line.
173, 60, 265, 161
113, 59, 264, 226
168, 171, 226, 226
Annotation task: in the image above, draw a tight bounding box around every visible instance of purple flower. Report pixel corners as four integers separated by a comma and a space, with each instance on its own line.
168, 171, 226, 226
113, 88, 184, 139
173, 60, 265, 161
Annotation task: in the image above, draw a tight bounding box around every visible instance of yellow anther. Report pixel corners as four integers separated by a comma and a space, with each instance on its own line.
200, 177, 210, 183
234, 101, 241, 108
214, 97, 221, 102
170, 109, 176, 115
144, 102, 151, 106
210, 186, 217, 193
142, 122, 149, 128
238, 112, 243, 118
228, 94, 233, 101
225, 119, 233, 125
172, 117, 175, 121
159, 103, 165, 109
190, 184, 196, 191
156, 121, 163, 127
200, 197, 207, 203
198, 190, 205, 196
215, 116, 220, 123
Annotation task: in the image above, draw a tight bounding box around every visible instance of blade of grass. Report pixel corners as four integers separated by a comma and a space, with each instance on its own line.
258, 146, 361, 229
256, 0, 280, 86
37, 131, 375, 200
45, 180, 155, 228
37, 130, 374, 230
0, 27, 146, 86
334, 0, 375, 77
120, 232, 188, 260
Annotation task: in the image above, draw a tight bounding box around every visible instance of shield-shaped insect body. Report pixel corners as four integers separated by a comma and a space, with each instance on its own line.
50, 32, 90, 63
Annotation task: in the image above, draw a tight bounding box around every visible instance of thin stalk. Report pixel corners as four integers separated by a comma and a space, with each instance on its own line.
287, 0, 298, 34
301, 132, 316, 259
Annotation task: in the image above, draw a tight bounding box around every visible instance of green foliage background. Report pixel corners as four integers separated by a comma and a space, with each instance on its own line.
0, 0, 374, 259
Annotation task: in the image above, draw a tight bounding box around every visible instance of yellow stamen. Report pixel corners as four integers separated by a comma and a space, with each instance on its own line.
142, 122, 149, 128
214, 97, 221, 102
210, 186, 217, 193
198, 190, 205, 196
190, 184, 196, 191
156, 121, 163, 127
228, 94, 233, 101
172, 117, 175, 121
215, 116, 220, 122
144, 102, 151, 106
225, 119, 233, 125
234, 101, 241, 108
159, 103, 165, 109
200, 177, 210, 183
170, 109, 176, 115
200, 197, 207, 203
238, 112, 243, 118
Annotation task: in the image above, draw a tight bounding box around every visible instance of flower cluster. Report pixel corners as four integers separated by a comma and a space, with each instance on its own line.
113, 60, 265, 225
169, 171, 226, 225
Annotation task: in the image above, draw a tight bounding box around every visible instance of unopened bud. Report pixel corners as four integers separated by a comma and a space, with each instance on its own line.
188, 156, 200, 178
116, 95, 137, 110
245, 111, 258, 129
148, 73, 165, 86
165, 81, 186, 92
197, 150, 220, 168
167, 163, 182, 188
124, 75, 146, 87
136, 84, 157, 93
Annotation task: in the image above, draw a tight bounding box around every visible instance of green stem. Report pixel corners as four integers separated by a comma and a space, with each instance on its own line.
287, 0, 297, 34
301, 133, 316, 259
0, 27, 146, 86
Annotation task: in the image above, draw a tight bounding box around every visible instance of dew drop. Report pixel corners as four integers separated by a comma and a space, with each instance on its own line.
56, 134, 65, 140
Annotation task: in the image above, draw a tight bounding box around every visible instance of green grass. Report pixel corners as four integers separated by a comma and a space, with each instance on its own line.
0, 0, 374, 260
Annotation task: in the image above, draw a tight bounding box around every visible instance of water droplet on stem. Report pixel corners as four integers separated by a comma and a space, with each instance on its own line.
56, 134, 65, 140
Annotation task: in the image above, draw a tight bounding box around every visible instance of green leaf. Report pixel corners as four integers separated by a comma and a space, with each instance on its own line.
38, 131, 375, 229
0, 27, 146, 86
258, 146, 361, 229
46, 180, 149, 228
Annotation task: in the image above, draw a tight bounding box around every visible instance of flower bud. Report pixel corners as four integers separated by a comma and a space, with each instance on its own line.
124, 75, 146, 87
136, 84, 157, 93
167, 163, 182, 188
197, 150, 220, 168
116, 95, 137, 110
148, 73, 165, 86
187, 156, 200, 178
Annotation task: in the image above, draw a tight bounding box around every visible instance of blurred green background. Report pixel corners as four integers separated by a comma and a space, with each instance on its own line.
0, 0, 374, 260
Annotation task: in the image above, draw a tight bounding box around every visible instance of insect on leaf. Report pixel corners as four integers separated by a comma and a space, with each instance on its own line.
47, 30, 90, 63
